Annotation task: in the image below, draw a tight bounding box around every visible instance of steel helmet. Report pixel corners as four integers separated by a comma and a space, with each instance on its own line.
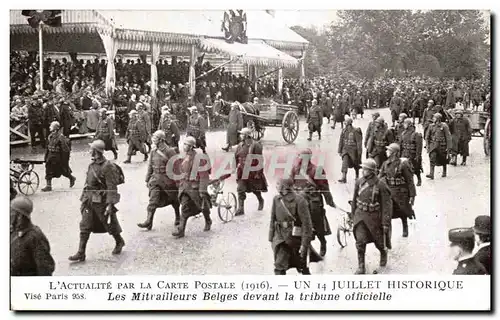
11, 196, 33, 218
49, 121, 60, 130
89, 139, 106, 153
239, 128, 253, 137
152, 130, 166, 141
361, 158, 377, 172
184, 136, 196, 147
386, 143, 401, 154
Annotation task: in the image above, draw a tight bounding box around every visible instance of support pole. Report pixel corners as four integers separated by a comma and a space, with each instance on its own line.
188, 45, 197, 98
277, 68, 283, 95
38, 23, 44, 91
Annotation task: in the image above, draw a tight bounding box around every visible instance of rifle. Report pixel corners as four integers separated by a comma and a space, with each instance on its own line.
207, 173, 231, 186
11, 158, 45, 165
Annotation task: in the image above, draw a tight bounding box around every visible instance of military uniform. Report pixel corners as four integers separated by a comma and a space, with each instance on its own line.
268, 193, 312, 274
44, 131, 73, 182
186, 113, 208, 153
389, 95, 403, 124
94, 116, 118, 157
338, 124, 363, 181
138, 110, 152, 144
158, 116, 180, 150
11, 224, 55, 276
125, 118, 148, 158
425, 121, 452, 177
307, 104, 323, 140
364, 120, 376, 158
400, 124, 423, 185
367, 127, 395, 168
422, 105, 441, 137
234, 139, 268, 214
449, 115, 472, 165
225, 108, 244, 147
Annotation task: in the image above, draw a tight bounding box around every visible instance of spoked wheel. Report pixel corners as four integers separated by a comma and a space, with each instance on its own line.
336, 216, 351, 248
218, 192, 237, 223
281, 111, 299, 144
17, 170, 40, 196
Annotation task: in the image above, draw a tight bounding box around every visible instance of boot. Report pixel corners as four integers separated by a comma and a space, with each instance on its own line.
41, 179, 52, 192
320, 240, 327, 257
307, 132, 312, 141
202, 209, 212, 231
425, 165, 434, 180
379, 249, 388, 267
318, 132, 321, 140
461, 156, 467, 166
274, 269, 286, 275
172, 217, 187, 238
68, 233, 89, 262
173, 204, 181, 226
69, 175, 76, 188
143, 152, 148, 162
137, 208, 156, 230
442, 165, 447, 178
402, 218, 409, 237
256, 193, 264, 211
355, 169, 359, 179
450, 155, 457, 166
112, 234, 125, 255
338, 172, 347, 183
123, 155, 131, 164
235, 198, 245, 216
354, 248, 366, 274
416, 173, 422, 186
112, 149, 118, 160
301, 267, 312, 275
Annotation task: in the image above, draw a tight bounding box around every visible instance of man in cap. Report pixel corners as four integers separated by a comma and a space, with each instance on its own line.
393, 113, 408, 143
425, 113, 452, 179
136, 103, 152, 152
331, 93, 344, 129
448, 109, 472, 166
222, 103, 244, 152
234, 127, 268, 216
41, 121, 76, 192
307, 99, 323, 141
422, 100, 441, 138
138, 130, 181, 231
269, 178, 314, 275
472, 215, 491, 274
10, 196, 55, 276
400, 118, 424, 186
94, 108, 118, 160
351, 90, 365, 119
186, 106, 208, 153
172, 136, 212, 238
289, 148, 336, 256
367, 117, 394, 169
364, 112, 380, 157
379, 143, 416, 239
351, 159, 392, 274
124, 109, 148, 163
69, 140, 125, 262
449, 228, 487, 275
338, 115, 363, 183
158, 106, 180, 151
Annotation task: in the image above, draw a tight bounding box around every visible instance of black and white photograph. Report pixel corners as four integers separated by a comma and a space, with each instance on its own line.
7, 5, 492, 311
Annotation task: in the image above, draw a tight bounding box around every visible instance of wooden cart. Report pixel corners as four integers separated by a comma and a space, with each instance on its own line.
463, 110, 489, 137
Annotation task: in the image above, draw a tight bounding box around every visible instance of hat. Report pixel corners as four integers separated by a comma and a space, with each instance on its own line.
129, 110, 138, 116
239, 128, 253, 137
189, 106, 198, 112
49, 121, 60, 130
473, 215, 491, 235
89, 139, 106, 153
386, 143, 400, 153
455, 109, 464, 114
184, 136, 196, 147
100, 108, 108, 113
399, 113, 408, 119
433, 113, 442, 120
448, 227, 474, 246
361, 158, 377, 171
375, 117, 385, 123
152, 130, 166, 140
373, 112, 380, 118
11, 196, 33, 218
403, 118, 413, 126
278, 178, 294, 191
135, 103, 144, 110
344, 115, 353, 124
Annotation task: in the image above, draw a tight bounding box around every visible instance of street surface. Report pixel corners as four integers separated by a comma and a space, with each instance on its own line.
10, 108, 491, 275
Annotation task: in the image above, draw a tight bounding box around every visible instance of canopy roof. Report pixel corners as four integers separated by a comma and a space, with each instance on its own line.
10, 10, 308, 67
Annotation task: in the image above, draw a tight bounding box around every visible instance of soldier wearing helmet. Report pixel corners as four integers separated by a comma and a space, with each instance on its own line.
186, 105, 208, 153
379, 143, 417, 239
41, 121, 76, 192
331, 91, 345, 129
351, 158, 393, 274
124, 109, 148, 163
367, 117, 395, 169
364, 112, 381, 156
172, 136, 213, 238
351, 90, 365, 119
68, 139, 125, 262
448, 108, 472, 166
136, 102, 152, 151
422, 99, 443, 137
394, 113, 408, 143
138, 130, 181, 231
338, 115, 363, 183
94, 108, 118, 160
290, 148, 336, 257
307, 99, 323, 141
10, 196, 55, 276
425, 112, 452, 179
389, 91, 404, 127
269, 178, 313, 275
400, 118, 424, 186
158, 106, 180, 152
234, 127, 268, 216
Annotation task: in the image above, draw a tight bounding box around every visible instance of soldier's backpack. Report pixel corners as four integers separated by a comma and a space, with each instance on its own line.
108, 161, 125, 185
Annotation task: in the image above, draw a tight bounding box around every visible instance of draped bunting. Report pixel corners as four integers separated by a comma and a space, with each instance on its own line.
98, 32, 118, 97
188, 45, 197, 97
150, 42, 160, 99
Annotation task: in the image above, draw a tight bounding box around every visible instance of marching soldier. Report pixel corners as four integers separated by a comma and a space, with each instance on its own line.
422, 100, 440, 137
307, 99, 323, 141
10, 196, 55, 276
69, 140, 125, 262
269, 178, 313, 275
389, 91, 404, 127
379, 143, 416, 240
222, 102, 244, 151
41, 121, 76, 192
186, 106, 208, 153
400, 118, 424, 186
338, 116, 362, 183
124, 110, 148, 163
364, 112, 380, 158
172, 136, 212, 238
425, 113, 452, 179
94, 108, 118, 160
351, 159, 392, 274
449, 109, 472, 166
449, 228, 487, 275
138, 130, 181, 231
393, 113, 408, 143
367, 117, 395, 169
472, 215, 491, 275
158, 106, 180, 151
234, 128, 268, 216
136, 103, 152, 152
290, 149, 336, 256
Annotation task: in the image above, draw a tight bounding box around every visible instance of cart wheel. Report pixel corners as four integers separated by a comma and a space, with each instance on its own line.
212, 178, 225, 194
218, 192, 236, 223
17, 170, 39, 196
282, 111, 299, 144
336, 216, 350, 248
